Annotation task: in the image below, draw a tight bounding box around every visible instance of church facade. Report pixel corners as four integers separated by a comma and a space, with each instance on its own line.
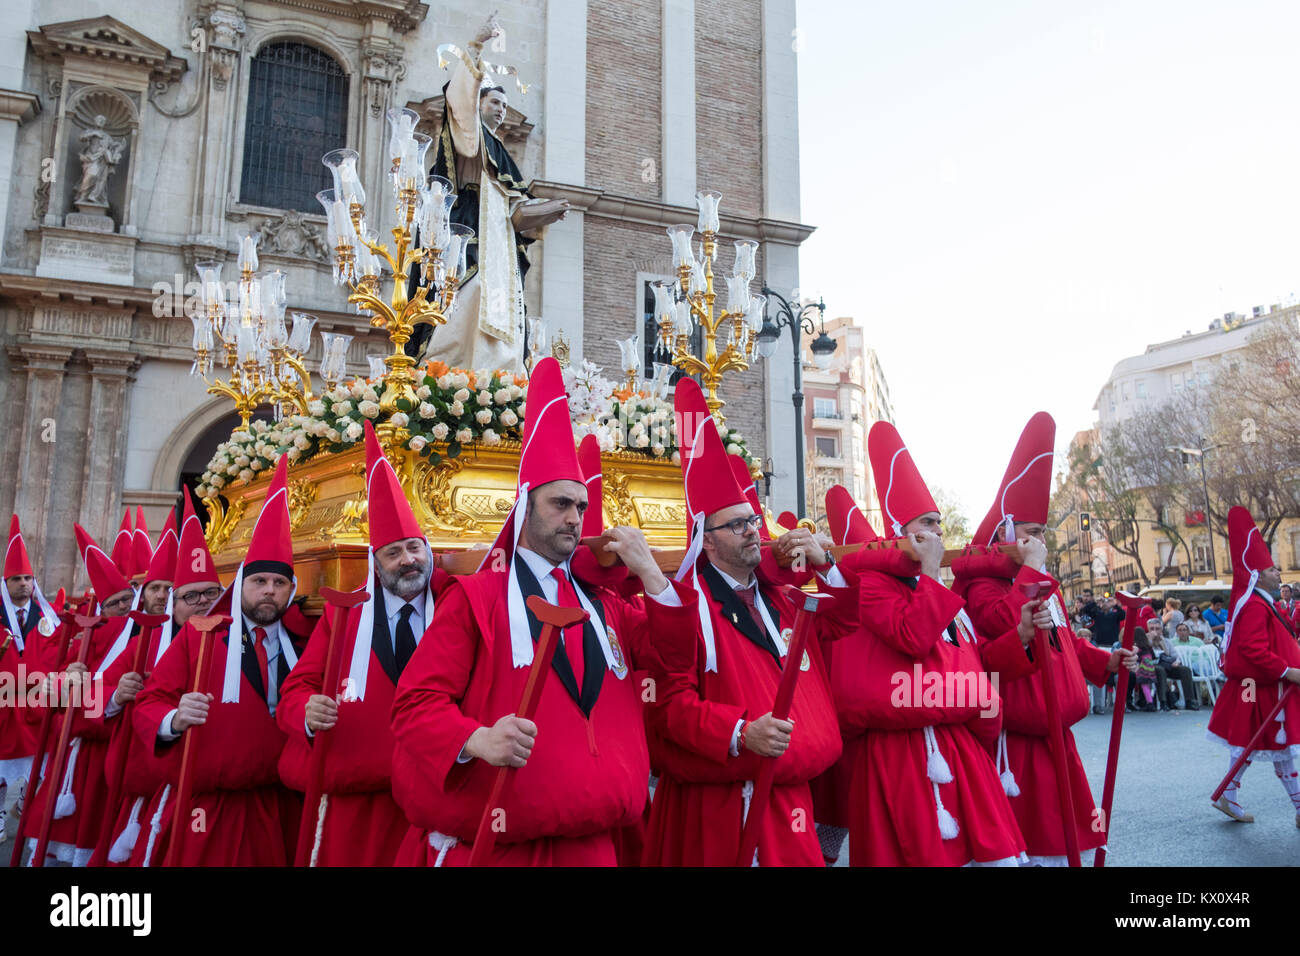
0, 0, 810, 591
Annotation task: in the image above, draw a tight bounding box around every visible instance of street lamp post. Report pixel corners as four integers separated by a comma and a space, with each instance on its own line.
1167, 437, 1222, 580
755, 288, 837, 518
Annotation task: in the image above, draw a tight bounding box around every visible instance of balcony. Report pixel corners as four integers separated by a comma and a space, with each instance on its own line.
811, 411, 846, 429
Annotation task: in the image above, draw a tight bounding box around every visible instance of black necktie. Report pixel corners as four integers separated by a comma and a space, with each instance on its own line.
394, 603, 417, 674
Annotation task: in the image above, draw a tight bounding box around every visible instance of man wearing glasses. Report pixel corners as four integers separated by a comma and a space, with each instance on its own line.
641, 380, 859, 866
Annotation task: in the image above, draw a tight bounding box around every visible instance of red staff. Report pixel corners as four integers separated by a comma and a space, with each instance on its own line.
162, 613, 230, 867
294, 586, 370, 867
8, 611, 77, 867
467, 595, 587, 866
29, 613, 103, 868
1211, 684, 1295, 804
1018, 580, 1080, 867
88, 611, 168, 866
735, 588, 830, 867
1095, 590, 1144, 867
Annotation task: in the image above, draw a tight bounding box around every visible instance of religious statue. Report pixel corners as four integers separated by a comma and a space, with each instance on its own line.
406, 13, 570, 371
74, 115, 125, 209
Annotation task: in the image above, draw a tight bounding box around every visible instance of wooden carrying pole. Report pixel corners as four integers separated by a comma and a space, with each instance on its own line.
1095, 590, 1143, 867
29, 613, 103, 867
467, 595, 588, 866
161, 613, 230, 867
735, 588, 829, 866
294, 586, 370, 867
8, 611, 77, 867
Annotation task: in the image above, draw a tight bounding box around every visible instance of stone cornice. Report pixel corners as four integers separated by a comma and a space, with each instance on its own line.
258, 0, 429, 33
0, 89, 40, 125
529, 181, 817, 245
27, 16, 187, 83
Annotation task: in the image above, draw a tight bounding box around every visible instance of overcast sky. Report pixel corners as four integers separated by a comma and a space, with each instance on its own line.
795, 0, 1300, 525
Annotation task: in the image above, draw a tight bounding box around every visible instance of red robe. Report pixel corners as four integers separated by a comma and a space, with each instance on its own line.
23, 620, 129, 866
953, 552, 1112, 861
390, 565, 698, 866
0, 625, 40, 785
132, 618, 308, 866
1273, 599, 1300, 636
641, 562, 859, 866
1208, 590, 1300, 759
835, 550, 1025, 866
88, 625, 171, 867
278, 571, 450, 867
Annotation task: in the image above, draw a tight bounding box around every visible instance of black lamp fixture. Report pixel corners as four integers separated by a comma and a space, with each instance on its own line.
756, 287, 837, 517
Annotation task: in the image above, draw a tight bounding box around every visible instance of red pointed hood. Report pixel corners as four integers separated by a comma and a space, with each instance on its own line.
676, 378, 748, 524
729, 455, 769, 541
4, 515, 33, 578
577, 434, 604, 537
973, 412, 1056, 547
364, 420, 425, 550
109, 510, 134, 577
173, 488, 219, 589
868, 421, 938, 538
75, 523, 132, 603
519, 357, 582, 492
132, 506, 153, 579
143, 508, 178, 584
1228, 506, 1274, 588
244, 455, 294, 577
825, 484, 878, 546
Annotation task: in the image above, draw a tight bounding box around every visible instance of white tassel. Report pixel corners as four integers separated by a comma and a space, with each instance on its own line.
53, 738, 80, 819
1276, 685, 1287, 745
936, 801, 960, 840
142, 784, 171, 867
924, 726, 953, 784
108, 796, 144, 863
309, 793, 328, 867
996, 731, 1020, 796
1000, 769, 1021, 798
428, 829, 458, 867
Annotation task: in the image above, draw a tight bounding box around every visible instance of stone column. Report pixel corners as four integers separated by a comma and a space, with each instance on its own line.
7, 344, 73, 584
539, 0, 588, 358
359, 30, 405, 214
661, 0, 696, 206
74, 351, 140, 590
189, 7, 246, 247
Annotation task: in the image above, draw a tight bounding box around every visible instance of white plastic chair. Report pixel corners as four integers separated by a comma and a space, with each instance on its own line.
1184, 644, 1224, 705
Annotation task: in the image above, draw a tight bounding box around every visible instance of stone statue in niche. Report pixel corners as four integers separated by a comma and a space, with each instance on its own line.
74, 115, 125, 210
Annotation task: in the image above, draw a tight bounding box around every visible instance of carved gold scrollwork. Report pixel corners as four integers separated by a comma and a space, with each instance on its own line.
414, 456, 482, 534
287, 478, 319, 532
602, 468, 636, 529
317, 496, 368, 543
202, 496, 247, 555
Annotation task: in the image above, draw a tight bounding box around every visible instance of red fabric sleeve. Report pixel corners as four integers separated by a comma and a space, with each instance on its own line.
949, 550, 1019, 582
1072, 631, 1113, 687
133, 625, 193, 755
858, 572, 965, 660
1230, 601, 1291, 678
276, 611, 331, 740
389, 581, 488, 794
807, 566, 862, 644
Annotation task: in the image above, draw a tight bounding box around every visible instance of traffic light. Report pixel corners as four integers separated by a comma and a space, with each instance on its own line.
1079, 512, 1091, 533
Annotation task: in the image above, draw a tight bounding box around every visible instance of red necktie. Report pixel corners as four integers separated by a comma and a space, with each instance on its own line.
550, 568, 584, 687
734, 585, 766, 635
252, 626, 270, 695
15, 607, 24, 631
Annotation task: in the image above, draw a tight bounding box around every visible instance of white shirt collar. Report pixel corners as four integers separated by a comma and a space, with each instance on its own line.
517, 546, 571, 583
708, 561, 756, 592
381, 585, 423, 622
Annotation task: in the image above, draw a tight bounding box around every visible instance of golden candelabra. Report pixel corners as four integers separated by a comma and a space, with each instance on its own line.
653, 191, 765, 424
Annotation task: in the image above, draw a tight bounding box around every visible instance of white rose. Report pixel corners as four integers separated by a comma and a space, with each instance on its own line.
475, 409, 493, 425
391, 412, 409, 428
436, 374, 453, 390
418, 401, 436, 418
726, 443, 741, 456
482, 428, 500, 444
500, 409, 518, 427
326, 428, 341, 442
211, 475, 225, 488
449, 400, 465, 417
333, 400, 352, 415
359, 401, 380, 418
308, 400, 325, 416
432, 423, 450, 441
453, 388, 471, 403
250, 459, 264, 471
416, 385, 432, 400
201, 471, 212, 482
345, 421, 363, 440
294, 435, 311, 450
494, 388, 511, 405
362, 387, 380, 404
453, 372, 469, 389
671, 451, 681, 466
238, 468, 254, 482
226, 464, 239, 476
517, 401, 526, 417
476, 390, 491, 406
287, 448, 302, 461
635, 434, 650, 448
454, 428, 473, 443
409, 435, 428, 452
652, 443, 665, 457
349, 381, 365, 399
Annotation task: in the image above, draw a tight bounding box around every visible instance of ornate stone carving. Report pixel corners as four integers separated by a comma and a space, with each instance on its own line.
256, 210, 330, 261
287, 478, 318, 531
211, 48, 237, 91
209, 10, 247, 50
